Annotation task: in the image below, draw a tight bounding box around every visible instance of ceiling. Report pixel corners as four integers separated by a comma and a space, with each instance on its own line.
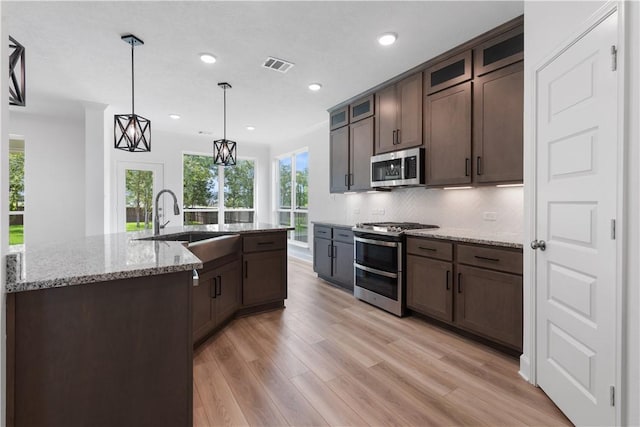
5, 1, 524, 146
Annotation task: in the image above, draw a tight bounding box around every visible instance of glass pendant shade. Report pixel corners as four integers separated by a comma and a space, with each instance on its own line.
213, 139, 237, 166
114, 34, 150, 152
114, 114, 151, 152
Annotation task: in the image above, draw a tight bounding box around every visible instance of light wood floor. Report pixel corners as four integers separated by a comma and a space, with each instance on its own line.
193, 258, 572, 426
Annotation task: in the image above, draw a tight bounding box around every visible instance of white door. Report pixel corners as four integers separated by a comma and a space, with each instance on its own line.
535, 10, 619, 426
116, 162, 164, 232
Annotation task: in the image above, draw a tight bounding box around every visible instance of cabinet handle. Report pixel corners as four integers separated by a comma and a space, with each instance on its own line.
477, 156, 483, 175
418, 246, 436, 252
244, 261, 248, 279
344, 174, 348, 187
457, 272, 462, 293
446, 270, 451, 290
392, 130, 397, 145
396, 128, 401, 144
257, 241, 274, 246
333, 245, 337, 259
216, 275, 222, 296
465, 158, 470, 177
328, 244, 332, 258
349, 174, 354, 186
338, 233, 349, 238
211, 277, 217, 299
474, 255, 500, 262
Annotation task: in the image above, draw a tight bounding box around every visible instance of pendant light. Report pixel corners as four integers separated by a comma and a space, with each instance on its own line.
9, 36, 26, 107
114, 34, 151, 152
213, 82, 237, 166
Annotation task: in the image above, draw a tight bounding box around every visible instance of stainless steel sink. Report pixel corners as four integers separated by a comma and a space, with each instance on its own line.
187, 234, 241, 264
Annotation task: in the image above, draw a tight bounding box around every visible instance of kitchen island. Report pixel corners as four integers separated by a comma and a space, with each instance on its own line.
5, 223, 292, 427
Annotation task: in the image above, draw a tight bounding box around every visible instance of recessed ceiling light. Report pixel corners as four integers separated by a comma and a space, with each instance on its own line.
199, 53, 217, 64
246, 125, 256, 131
308, 83, 322, 91
169, 114, 181, 120
377, 32, 397, 46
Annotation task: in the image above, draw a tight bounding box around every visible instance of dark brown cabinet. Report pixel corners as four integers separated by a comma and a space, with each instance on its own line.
330, 106, 349, 130
313, 224, 354, 291
425, 81, 472, 186
242, 250, 287, 307
375, 73, 423, 154
455, 265, 522, 350
330, 116, 373, 193
193, 258, 241, 344
425, 50, 473, 95
406, 255, 453, 322
473, 61, 524, 184
474, 25, 524, 76
350, 94, 374, 123
406, 236, 523, 351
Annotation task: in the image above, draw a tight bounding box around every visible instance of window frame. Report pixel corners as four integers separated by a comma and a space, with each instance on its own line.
182, 150, 257, 226
274, 147, 309, 248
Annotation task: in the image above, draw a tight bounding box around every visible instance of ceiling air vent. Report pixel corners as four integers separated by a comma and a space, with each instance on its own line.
262, 56, 294, 73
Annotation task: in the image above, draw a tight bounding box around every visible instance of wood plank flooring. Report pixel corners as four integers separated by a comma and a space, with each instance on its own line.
193, 258, 572, 426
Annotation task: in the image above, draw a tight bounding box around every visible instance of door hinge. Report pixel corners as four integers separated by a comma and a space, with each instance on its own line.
611, 45, 618, 71
611, 219, 616, 240
610, 385, 615, 406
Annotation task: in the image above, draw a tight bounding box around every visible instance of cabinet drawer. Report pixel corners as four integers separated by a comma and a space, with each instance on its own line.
314, 225, 332, 238
457, 244, 522, 275
333, 227, 354, 243
406, 238, 452, 261
243, 233, 287, 253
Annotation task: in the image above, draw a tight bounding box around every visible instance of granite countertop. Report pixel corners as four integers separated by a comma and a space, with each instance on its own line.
6, 223, 293, 293
311, 221, 354, 229
404, 227, 524, 249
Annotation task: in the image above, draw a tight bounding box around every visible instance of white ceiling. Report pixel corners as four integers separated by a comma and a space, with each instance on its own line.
5, 1, 524, 146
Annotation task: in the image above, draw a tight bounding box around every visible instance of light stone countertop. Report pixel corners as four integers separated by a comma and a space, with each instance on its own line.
404, 227, 524, 249
6, 223, 293, 293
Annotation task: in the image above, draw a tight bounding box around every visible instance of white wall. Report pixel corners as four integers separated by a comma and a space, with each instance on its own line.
523, 1, 639, 425
108, 128, 272, 233
9, 111, 86, 246
1, 1, 9, 421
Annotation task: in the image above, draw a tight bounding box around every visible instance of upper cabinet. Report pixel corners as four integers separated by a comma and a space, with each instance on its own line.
375, 73, 423, 154
350, 94, 374, 123
329, 115, 374, 194
474, 25, 524, 76
425, 50, 473, 95
329, 106, 349, 130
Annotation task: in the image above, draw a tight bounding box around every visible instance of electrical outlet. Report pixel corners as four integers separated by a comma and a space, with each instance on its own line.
483, 212, 497, 221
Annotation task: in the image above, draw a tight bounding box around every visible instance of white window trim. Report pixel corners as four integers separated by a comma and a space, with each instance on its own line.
274, 147, 309, 247
182, 150, 257, 225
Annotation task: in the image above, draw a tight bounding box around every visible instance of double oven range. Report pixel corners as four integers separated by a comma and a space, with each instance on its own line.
352, 222, 438, 316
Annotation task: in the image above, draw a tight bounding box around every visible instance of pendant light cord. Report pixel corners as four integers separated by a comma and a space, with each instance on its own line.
223, 86, 227, 139
131, 42, 135, 115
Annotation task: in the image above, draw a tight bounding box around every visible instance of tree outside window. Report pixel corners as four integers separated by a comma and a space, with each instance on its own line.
276, 149, 308, 244
125, 170, 154, 231
9, 140, 25, 245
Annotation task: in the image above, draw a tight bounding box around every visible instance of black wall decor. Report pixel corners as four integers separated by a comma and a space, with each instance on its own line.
9, 36, 25, 107
114, 34, 151, 152
213, 82, 237, 166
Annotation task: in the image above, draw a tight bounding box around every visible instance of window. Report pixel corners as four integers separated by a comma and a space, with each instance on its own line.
9, 139, 25, 246
183, 153, 255, 225
125, 170, 154, 231
276, 149, 308, 245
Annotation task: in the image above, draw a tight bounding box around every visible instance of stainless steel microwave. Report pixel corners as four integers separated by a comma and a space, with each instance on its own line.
371, 147, 424, 188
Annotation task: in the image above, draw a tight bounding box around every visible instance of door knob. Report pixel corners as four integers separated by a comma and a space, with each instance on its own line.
530, 240, 546, 251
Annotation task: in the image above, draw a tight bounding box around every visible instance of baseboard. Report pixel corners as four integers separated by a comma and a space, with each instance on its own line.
519, 354, 532, 383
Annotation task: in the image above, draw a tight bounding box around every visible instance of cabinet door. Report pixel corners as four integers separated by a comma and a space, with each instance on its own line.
332, 241, 354, 290
349, 116, 374, 191
396, 72, 423, 150
350, 94, 374, 123
215, 260, 241, 326
473, 61, 523, 184
455, 265, 522, 350
313, 237, 333, 278
474, 26, 524, 76
243, 250, 287, 307
330, 126, 350, 193
192, 272, 216, 343
406, 255, 453, 322
425, 50, 473, 95
329, 106, 349, 130
425, 81, 472, 186
375, 84, 398, 154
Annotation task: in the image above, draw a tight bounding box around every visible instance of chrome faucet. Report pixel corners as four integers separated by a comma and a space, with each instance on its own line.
154, 189, 180, 235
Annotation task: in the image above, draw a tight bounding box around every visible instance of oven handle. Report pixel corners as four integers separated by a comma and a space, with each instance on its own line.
354, 237, 399, 248
354, 263, 399, 279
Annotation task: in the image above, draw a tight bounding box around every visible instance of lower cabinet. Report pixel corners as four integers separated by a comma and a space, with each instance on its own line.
193, 258, 242, 344
406, 236, 523, 351
313, 224, 354, 291
242, 250, 287, 307
406, 255, 453, 322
